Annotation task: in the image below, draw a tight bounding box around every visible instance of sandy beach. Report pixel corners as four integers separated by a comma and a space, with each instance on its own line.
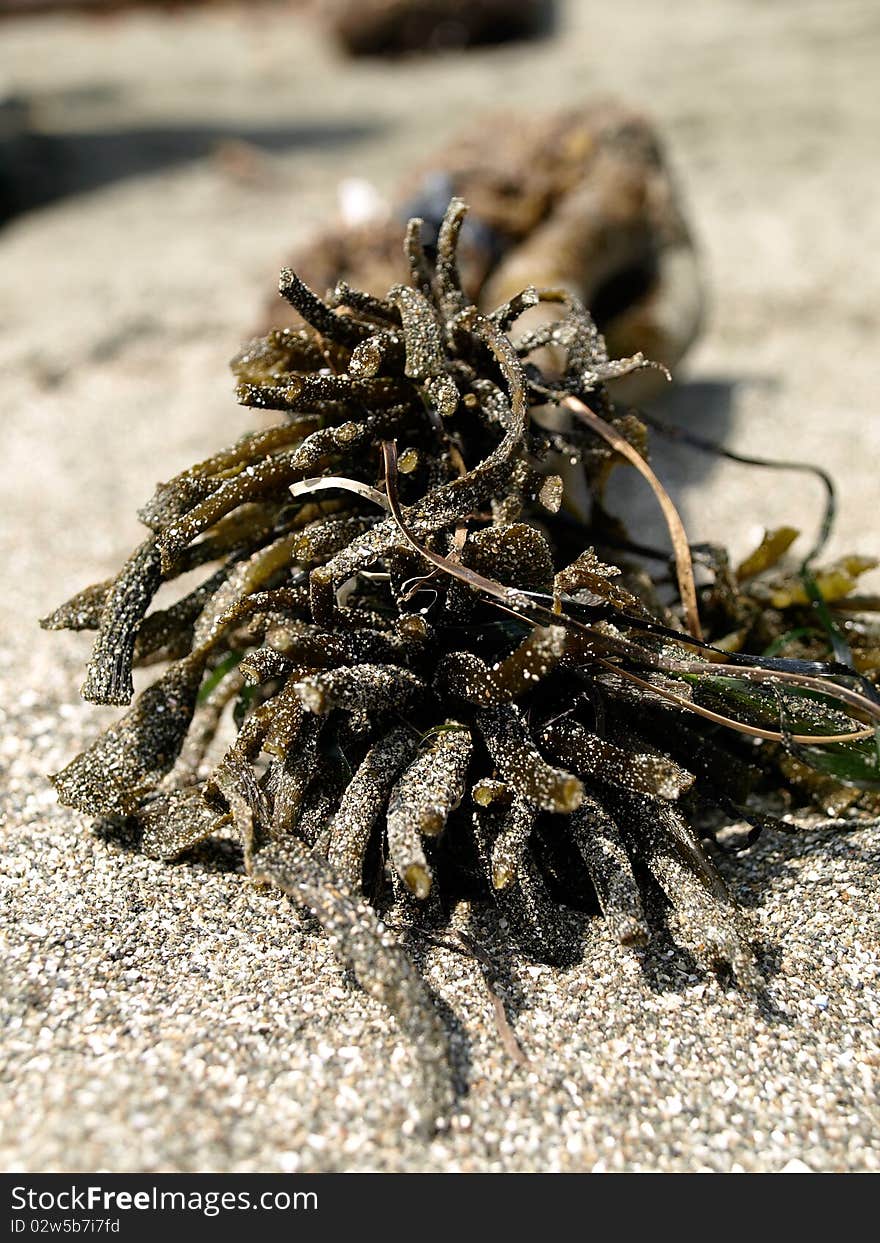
2, 0, 879, 1171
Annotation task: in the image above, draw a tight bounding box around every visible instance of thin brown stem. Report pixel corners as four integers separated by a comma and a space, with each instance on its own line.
562, 394, 703, 641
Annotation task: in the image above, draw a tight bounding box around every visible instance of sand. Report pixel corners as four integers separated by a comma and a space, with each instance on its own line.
1, 0, 879, 1172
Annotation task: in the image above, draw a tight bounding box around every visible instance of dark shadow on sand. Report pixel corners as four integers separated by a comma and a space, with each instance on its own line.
603, 375, 785, 557
2, 118, 381, 222
604, 379, 738, 550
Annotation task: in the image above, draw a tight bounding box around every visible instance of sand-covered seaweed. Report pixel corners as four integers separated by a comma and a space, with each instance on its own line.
45, 198, 880, 1128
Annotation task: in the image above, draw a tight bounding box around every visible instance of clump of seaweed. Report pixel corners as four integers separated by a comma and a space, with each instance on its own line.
45, 199, 880, 1128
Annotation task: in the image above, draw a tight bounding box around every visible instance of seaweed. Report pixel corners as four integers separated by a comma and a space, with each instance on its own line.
46, 198, 880, 1130
327, 0, 556, 58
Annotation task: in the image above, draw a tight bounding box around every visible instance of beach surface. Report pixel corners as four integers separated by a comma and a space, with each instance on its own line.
2, 0, 879, 1171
